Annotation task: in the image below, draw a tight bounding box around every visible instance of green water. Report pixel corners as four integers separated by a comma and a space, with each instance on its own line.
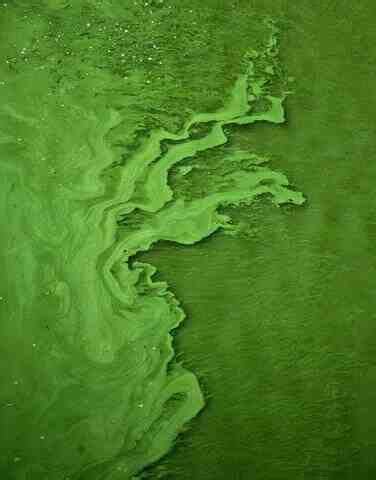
1, 1, 376, 479
141, 2, 376, 479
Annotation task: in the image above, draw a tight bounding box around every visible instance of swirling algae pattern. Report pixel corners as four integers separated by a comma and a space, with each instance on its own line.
0, 7, 304, 480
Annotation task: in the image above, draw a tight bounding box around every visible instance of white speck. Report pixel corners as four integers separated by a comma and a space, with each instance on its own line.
152, 346, 157, 350
146, 80, 151, 84
13, 380, 19, 385
121, 53, 125, 57
86, 23, 91, 27
13, 457, 21, 463
0, 296, 3, 300
124, 29, 129, 33
6, 403, 14, 407
32, 343, 36, 348
40, 435, 45, 440
138, 403, 144, 408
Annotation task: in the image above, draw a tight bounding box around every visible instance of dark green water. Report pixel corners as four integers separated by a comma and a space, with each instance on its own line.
1, 1, 376, 479
140, 1, 376, 479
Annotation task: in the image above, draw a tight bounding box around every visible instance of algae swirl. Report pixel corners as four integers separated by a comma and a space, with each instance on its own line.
0, 9, 304, 480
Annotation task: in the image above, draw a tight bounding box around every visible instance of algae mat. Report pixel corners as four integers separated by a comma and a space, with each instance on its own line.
1, 1, 375, 480
0, 3, 302, 478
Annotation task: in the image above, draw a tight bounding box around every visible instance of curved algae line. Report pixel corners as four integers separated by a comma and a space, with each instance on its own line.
0, 13, 307, 480
98, 78, 300, 315
5, 19, 306, 480
72, 24, 306, 480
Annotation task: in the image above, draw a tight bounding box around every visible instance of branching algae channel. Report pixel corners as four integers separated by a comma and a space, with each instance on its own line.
0, 3, 306, 480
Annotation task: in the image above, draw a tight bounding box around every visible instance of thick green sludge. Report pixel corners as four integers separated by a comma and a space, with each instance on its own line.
0, 4, 304, 479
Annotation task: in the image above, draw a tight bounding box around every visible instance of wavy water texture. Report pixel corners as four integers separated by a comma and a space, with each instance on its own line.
0, 10, 304, 480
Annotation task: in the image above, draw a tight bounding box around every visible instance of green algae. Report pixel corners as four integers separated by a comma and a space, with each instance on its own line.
0, 4, 304, 479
